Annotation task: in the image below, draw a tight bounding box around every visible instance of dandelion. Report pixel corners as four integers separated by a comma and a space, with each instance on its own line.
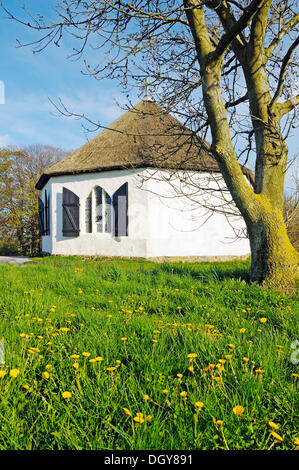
195, 401, 204, 409
42, 371, 50, 379
95, 357, 104, 362
120, 337, 127, 342
255, 369, 265, 374
291, 373, 299, 378
225, 354, 232, 360
177, 373, 183, 379
162, 389, 169, 395
239, 328, 246, 333
10, 369, 20, 378
23, 384, 29, 390
233, 405, 244, 416
271, 431, 284, 442
73, 363, 79, 370
89, 359, 96, 364
143, 394, 150, 401
188, 365, 194, 373
180, 391, 187, 398
123, 408, 131, 416
62, 391, 72, 399
82, 352, 91, 358
0, 371, 7, 378
268, 421, 279, 430
45, 364, 52, 370
227, 344, 235, 349
243, 357, 249, 363
259, 317, 267, 323
107, 367, 117, 372
293, 438, 299, 446
70, 354, 80, 359
187, 353, 197, 359
134, 413, 145, 423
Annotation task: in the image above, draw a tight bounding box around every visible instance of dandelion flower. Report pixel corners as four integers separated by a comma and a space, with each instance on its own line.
227, 344, 235, 349
120, 337, 127, 342
195, 401, 204, 409
162, 389, 169, 395
42, 371, 50, 379
293, 438, 299, 446
95, 357, 104, 362
62, 391, 72, 399
9, 369, 20, 378
233, 405, 244, 416
82, 352, 91, 358
180, 391, 187, 398
259, 317, 267, 323
143, 394, 150, 401
271, 431, 283, 442
123, 408, 131, 416
268, 421, 279, 430
225, 354, 232, 360
0, 370, 7, 378
239, 328, 246, 333
45, 364, 52, 370
146, 415, 152, 422
177, 373, 183, 379
243, 357, 249, 363
107, 367, 117, 372
70, 354, 80, 359
73, 363, 79, 370
187, 353, 197, 359
255, 369, 265, 374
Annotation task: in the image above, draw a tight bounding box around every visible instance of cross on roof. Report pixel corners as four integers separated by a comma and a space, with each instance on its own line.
143, 78, 153, 101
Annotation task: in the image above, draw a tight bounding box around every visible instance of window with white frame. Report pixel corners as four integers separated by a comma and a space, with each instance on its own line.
85, 186, 113, 234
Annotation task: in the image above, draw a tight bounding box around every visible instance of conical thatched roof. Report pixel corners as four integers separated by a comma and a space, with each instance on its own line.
36, 99, 251, 189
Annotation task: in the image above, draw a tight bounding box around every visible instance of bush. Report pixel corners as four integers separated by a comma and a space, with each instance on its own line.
0, 240, 20, 256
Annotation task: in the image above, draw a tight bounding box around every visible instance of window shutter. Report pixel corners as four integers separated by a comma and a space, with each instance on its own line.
113, 183, 128, 237
44, 190, 50, 236
62, 187, 80, 237
38, 197, 45, 236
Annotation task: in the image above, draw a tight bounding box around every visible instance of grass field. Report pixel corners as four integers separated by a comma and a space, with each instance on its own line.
0, 256, 298, 450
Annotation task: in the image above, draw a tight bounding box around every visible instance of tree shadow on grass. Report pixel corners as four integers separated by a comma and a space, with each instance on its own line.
158, 259, 251, 284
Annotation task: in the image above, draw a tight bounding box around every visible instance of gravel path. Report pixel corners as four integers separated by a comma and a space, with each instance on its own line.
0, 256, 32, 265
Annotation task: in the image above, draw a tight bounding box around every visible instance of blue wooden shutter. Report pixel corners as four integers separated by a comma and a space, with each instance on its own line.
62, 187, 80, 237
113, 183, 128, 237
44, 190, 50, 236
38, 197, 45, 236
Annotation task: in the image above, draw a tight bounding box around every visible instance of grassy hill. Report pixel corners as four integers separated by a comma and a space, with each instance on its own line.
0, 256, 298, 450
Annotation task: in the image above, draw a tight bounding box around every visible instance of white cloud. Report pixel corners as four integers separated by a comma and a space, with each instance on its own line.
0, 134, 14, 147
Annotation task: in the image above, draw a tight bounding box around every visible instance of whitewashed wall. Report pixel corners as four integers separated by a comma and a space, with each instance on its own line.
41, 168, 250, 258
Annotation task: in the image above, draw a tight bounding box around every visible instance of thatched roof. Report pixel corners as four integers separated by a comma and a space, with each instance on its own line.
36, 99, 252, 189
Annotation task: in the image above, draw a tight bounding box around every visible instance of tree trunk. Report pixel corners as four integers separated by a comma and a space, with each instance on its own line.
247, 204, 299, 295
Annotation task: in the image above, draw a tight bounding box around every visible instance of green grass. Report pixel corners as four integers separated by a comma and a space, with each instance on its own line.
0, 256, 298, 450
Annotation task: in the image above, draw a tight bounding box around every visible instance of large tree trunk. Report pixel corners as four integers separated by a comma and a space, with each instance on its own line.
247, 204, 299, 294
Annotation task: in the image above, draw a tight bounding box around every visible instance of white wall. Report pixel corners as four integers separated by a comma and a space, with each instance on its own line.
41, 168, 250, 258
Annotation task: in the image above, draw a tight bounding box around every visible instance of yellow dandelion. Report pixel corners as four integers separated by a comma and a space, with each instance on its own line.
123, 408, 131, 416
89, 359, 96, 364
82, 352, 91, 358
195, 401, 204, 409
95, 356, 104, 362
143, 394, 150, 401
225, 354, 232, 360
180, 391, 187, 398
162, 389, 169, 395
255, 369, 265, 374
243, 357, 249, 363
0, 370, 7, 378
62, 391, 72, 399
177, 373, 183, 379
73, 363, 79, 370
70, 354, 80, 359
42, 371, 50, 379
146, 415, 152, 422
268, 421, 279, 430
227, 344, 235, 349
187, 353, 198, 359
260, 317, 267, 323
45, 364, 52, 370
291, 373, 299, 378
239, 328, 246, 333
271, 431, 283, 442
233, 405, 244, 416
107, 366, 117, 372
120, 337, 127, 342
293, 437, 299, 446
9, 369, 20, 378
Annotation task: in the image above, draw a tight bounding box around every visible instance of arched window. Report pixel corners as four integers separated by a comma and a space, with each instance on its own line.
85, 186, 113, 234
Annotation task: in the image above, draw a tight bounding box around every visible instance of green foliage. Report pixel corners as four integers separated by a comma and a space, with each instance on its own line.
0, 257, 298, 450
0, 240, 20, 256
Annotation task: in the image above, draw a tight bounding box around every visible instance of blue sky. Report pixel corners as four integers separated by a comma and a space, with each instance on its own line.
0, 1, 297, 193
